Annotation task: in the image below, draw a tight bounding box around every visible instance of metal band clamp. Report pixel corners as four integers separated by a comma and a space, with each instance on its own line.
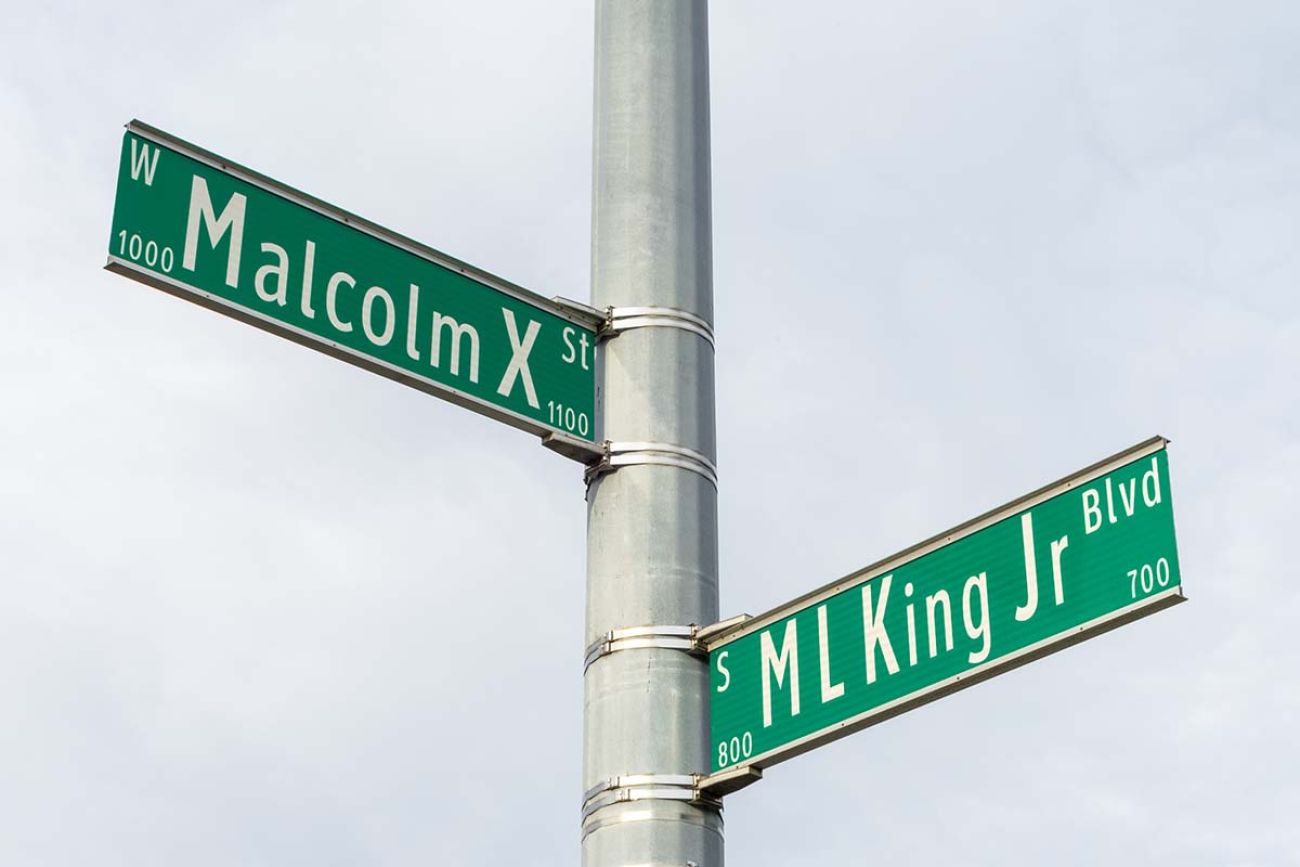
600, 305, 716, 347
580, 774, 722, 840
584, 624, 704, 670
584, 441, 719, 488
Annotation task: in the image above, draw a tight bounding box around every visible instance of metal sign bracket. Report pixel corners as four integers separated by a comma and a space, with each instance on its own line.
551, 296, 607, 329
542, 431, 606, 464
695, 613, 752, 648
697, 765, 764, 798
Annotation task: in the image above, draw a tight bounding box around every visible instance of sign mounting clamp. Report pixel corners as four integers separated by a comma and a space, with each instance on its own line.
585, 441, 718, 488
600, 305, 715, 347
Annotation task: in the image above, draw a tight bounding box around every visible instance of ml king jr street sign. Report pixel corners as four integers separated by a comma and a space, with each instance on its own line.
703, 436, 1183, 786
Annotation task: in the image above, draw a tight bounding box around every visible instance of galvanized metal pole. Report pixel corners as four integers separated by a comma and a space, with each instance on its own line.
582, 1, 720, 865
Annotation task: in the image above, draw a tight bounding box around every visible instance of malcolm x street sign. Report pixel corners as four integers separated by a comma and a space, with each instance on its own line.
107, 121, 599, 453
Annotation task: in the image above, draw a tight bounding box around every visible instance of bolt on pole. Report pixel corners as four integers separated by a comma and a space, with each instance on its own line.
583, 1, 720, 865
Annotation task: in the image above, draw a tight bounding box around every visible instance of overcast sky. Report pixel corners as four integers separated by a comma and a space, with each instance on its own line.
3, 1, 1298, 864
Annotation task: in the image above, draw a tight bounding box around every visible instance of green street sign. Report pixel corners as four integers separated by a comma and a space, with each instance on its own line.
704, 437, 1184, 781
106, 121, 600, 456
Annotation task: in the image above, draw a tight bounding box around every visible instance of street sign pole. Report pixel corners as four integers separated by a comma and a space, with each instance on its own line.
99, 9, 1190, 859
583, 2, 721, 865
